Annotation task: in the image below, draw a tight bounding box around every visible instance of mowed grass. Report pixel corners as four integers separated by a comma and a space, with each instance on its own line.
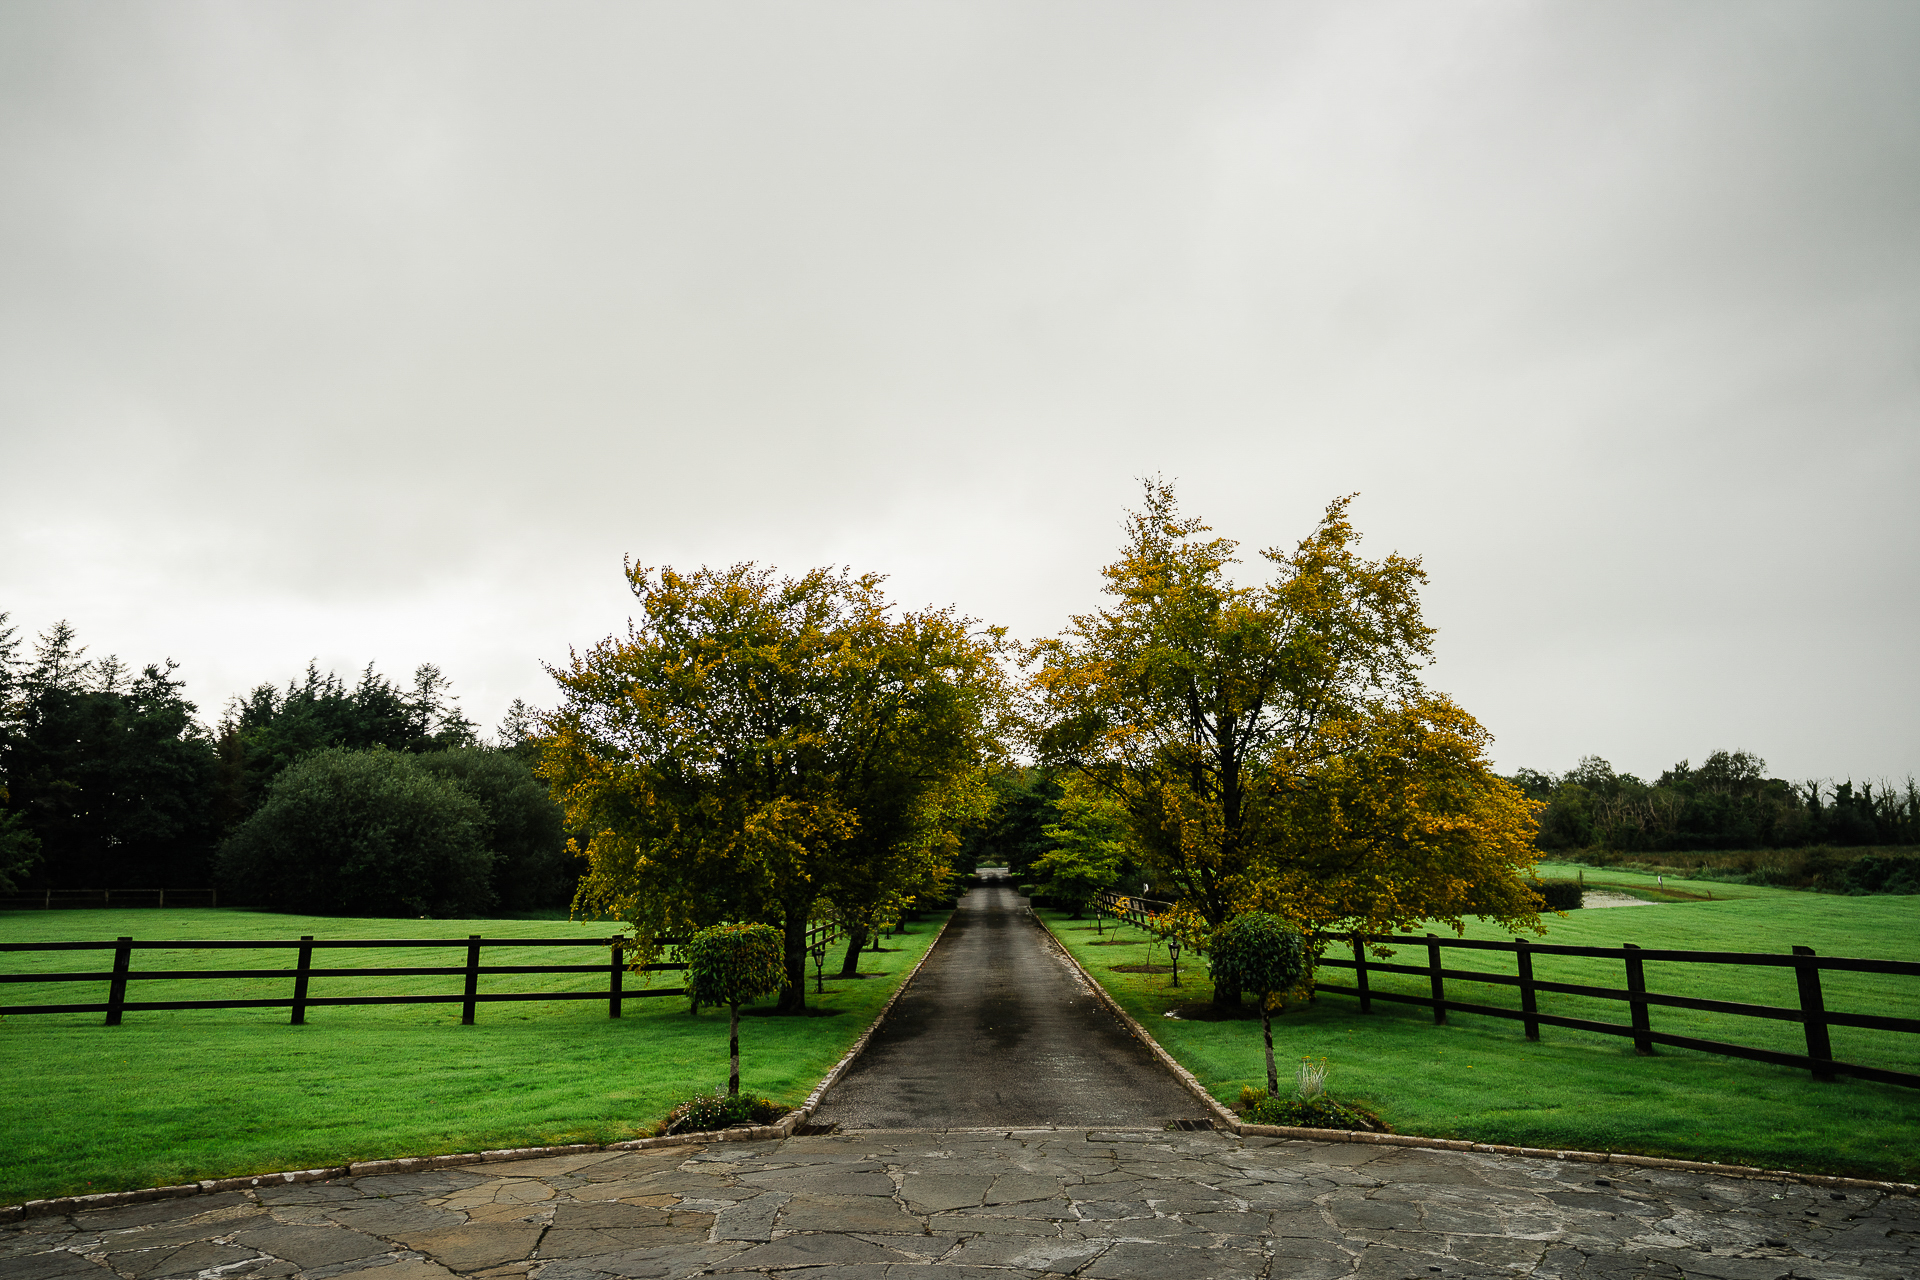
1039, 879, 1920, 1182
0, 906, 950, 1205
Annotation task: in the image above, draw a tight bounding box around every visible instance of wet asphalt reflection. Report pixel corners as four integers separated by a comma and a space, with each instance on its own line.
806, 874, 1201, 1130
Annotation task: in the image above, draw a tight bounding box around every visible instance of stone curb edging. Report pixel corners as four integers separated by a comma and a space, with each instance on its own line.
1030, 908, 1245, 1132
1031, 910, 1920, 1201
772, 909, 954, 1135
1, 913, 958, 1225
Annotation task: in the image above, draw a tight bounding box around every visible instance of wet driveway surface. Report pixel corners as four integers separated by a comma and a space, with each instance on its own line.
6, 1128, 1914, 1280
806, 880, 1201, 1130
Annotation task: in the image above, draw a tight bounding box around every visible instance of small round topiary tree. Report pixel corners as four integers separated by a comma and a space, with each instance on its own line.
1208, 912, 1311, 1098
684, 922, 787, 1097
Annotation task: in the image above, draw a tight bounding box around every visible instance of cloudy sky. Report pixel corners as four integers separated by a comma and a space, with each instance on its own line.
2, 2, 1915, 783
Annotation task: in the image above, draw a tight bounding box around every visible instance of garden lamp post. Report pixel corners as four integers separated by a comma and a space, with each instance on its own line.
810, 936, 828, 993
1167, 935, 1182, 987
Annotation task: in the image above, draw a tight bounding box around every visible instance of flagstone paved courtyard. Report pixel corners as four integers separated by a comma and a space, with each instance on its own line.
5, 1128, 1916, 1280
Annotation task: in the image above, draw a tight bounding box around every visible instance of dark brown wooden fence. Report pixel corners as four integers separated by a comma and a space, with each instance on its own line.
1314, 933, 1920, 1090
1088, 892, 1920, 1091
0, 919, 842, 1027
0, 889, 219, 909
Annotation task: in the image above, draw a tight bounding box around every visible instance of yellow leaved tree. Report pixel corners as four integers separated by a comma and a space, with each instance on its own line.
1028, 480, 1541, 1008
541, 561, 1005, 1012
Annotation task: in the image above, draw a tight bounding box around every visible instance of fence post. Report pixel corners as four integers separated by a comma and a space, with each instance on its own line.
1516, 938, 1540, 1041
462, 935, 482, 1025
1351, 934, 1372, 1014
290, 936, 314, 1025
1623, 943, 1654, 1055
158, 888, 165, 909
105, 937, 132, 1026
1426, 933, 1446, 1026
609, 937, 624, 1019
1791, 945, 1836, 1081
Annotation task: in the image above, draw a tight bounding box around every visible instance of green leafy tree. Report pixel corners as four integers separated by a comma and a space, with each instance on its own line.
415, 747, 574, 910
1209, 912, 1310, 1096
214, 660, 478, 823
683, 922, 786, 1096
1032, 782, 1129, 916
0, 795, 41, 893
215, 747, 495, 916
1, 621, 220, 889
546, 561, 1005, 1012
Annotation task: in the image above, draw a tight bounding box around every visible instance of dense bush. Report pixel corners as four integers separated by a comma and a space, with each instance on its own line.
215, 747, 495, 916
414, 748, 573, 910
1532, 879, 1583, 910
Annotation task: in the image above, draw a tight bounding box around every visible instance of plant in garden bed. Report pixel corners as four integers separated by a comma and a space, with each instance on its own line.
654, 1088, 787, 1136
1239, 1057, 1387, 1132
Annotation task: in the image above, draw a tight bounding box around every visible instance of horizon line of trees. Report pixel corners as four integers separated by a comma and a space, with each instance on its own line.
0, 612, 574, 912
1509, 750, 1920, 853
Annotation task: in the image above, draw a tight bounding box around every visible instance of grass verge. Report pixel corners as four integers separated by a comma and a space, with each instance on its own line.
0, 906, 949, 1205
1036, 889, 1920, 1183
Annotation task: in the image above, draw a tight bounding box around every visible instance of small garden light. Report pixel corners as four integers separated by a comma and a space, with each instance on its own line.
810, 936, 828, 993
1166, 934, 1182, 987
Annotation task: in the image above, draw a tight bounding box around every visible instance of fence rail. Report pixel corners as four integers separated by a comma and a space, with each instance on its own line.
1094, 890, 1175, 932
1087, 892, 1918, 1091
0, 889, 219, 909
1315, 932, 1920, 1090
1, 919, 846, 1027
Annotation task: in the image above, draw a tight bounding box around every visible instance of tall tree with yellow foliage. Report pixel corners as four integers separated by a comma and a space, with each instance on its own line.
1029, 481, 1540, 1008
542, 561, 1004, 1012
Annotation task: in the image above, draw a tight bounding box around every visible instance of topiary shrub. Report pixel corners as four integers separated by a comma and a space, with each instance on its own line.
1209, 912, 1311, 1098
656, 1088, 785, 1136
684, 921, 787, 1097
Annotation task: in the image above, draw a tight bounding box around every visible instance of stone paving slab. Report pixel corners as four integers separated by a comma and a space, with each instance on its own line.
4, 1130, 1915, 1280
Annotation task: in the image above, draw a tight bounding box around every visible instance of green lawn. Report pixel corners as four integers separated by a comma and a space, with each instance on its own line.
0, 907, 949, 1205
1039, 883, 1920, 1182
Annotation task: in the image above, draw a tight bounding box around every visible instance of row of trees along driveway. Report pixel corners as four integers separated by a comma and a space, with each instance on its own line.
543, 481, 1549, 1019
541, 562, 1005, 1012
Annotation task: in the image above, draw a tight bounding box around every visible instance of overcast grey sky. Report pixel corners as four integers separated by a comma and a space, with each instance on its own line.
3, 2, 1915, 783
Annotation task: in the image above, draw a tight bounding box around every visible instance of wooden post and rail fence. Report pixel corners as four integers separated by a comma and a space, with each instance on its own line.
1088, 889, 1920, 1091
0, 917, 843, 1026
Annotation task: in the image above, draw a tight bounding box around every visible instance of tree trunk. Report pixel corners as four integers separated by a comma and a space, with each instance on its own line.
1261, 1000, 1278, 1097
728, 1001, 741, 1096
838, 927, 867, 978
776, 903, 809, 1013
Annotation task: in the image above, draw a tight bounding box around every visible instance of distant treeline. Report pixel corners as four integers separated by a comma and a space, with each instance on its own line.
1509, 749, 1920, 853
0, 614, 575, 913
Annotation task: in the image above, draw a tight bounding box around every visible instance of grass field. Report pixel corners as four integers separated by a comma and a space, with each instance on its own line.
1039, 875, 1920, 1182
0, 906, 950, 1206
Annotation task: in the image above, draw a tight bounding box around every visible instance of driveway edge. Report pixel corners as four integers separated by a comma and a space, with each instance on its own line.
1031, 908, 1244, 1131
774, 907, 956, 1133
1032, 908, 1920, 1199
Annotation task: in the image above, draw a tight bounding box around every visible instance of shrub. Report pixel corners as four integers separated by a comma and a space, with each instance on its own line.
1241, 1090, 1382, 1132
414, 748, 573, 910
656, 1088, 785, 1136
1209, 912, 1312, 1097
215, 747, 494, 916
1532, 879, 1583, 911
684, 922, 787, 1096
